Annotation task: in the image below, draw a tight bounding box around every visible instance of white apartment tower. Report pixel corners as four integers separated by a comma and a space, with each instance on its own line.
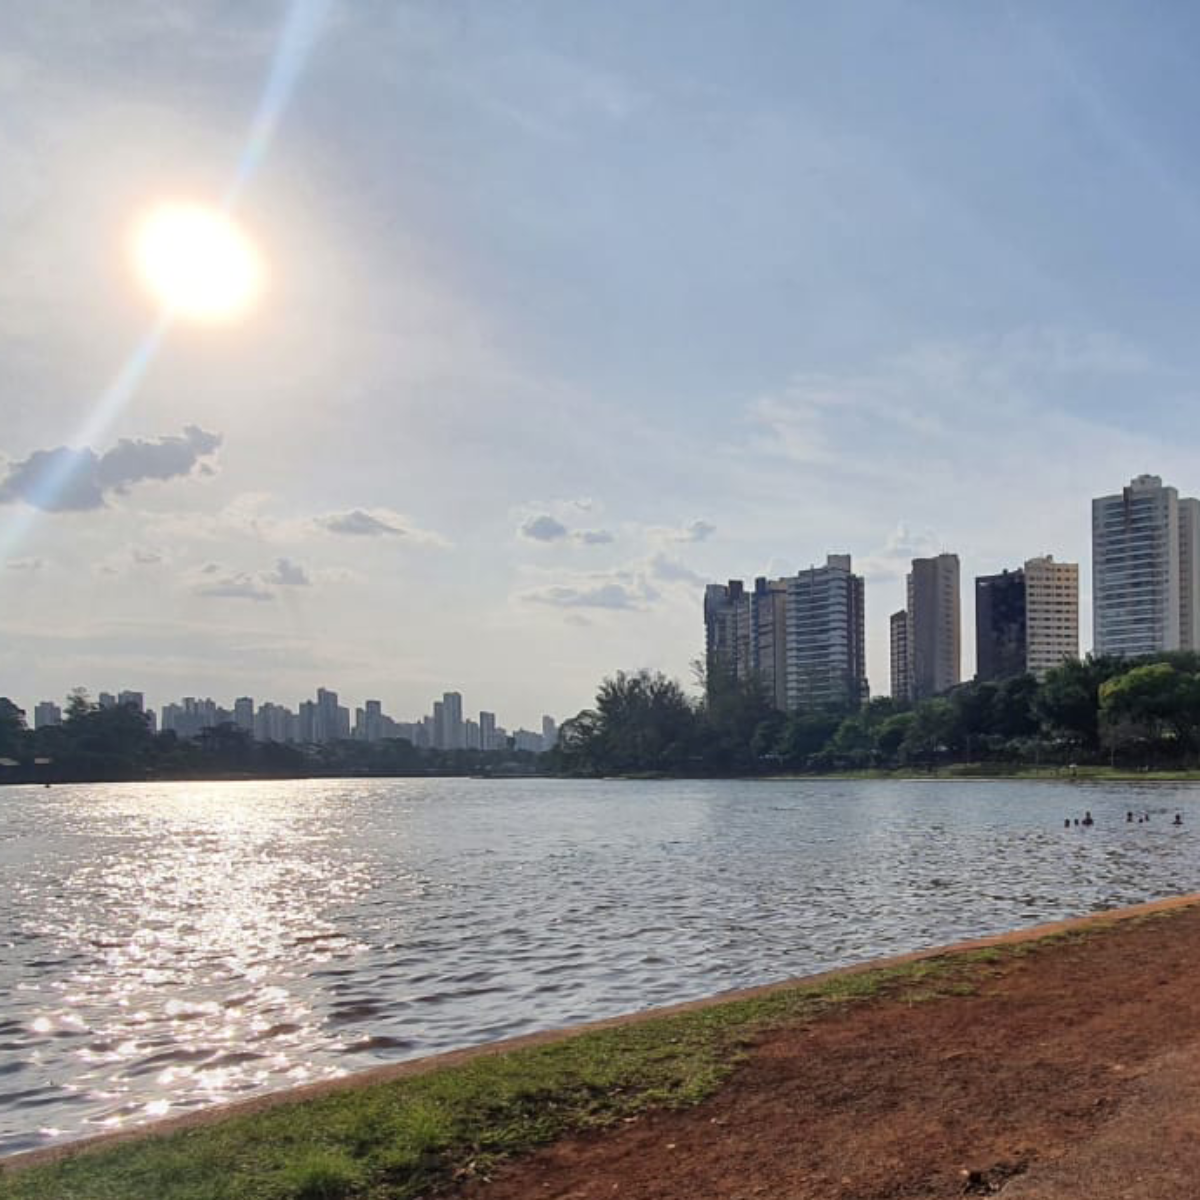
783, 555, 867, 710
1024, 555, 1079, 674
1092, 475, 1200, 656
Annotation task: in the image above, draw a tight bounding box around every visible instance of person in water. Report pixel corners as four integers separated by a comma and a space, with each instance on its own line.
1082, 811, 1094, 826
1175, 813, 1184, 826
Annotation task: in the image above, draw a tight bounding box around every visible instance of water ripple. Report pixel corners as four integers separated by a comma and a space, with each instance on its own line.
1, 776, 1198, 1154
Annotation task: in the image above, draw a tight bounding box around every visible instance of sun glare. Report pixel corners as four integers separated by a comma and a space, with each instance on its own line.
132, 202, 265, 323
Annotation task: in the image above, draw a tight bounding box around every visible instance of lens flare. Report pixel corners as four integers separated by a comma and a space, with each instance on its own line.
132, 203, 265, 323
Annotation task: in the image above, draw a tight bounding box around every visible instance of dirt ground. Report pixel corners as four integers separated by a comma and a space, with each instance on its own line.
455, 905, 1200, 1200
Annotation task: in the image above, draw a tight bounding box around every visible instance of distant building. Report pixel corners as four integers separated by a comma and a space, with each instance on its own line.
907, 553, 960, 700
541, 714, 558, 749
975, 569, 1027, 683
1025, 555, 1079, 675
442, 692, 464, 750
784, 555, 867, 709
98, 692, 117, 709
117, 690, 144, 711
976, 558, 1079, 681
704, 580, 748, 685
33, 701, 62, 729
479, 711, 497, 751
1093, 475, 1200, 657
233, 697, 254, 734
705, 555, 865, 711
889, 610, 910, 701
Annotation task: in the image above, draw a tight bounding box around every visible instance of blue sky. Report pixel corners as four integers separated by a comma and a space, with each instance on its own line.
3, 1, 1200, 725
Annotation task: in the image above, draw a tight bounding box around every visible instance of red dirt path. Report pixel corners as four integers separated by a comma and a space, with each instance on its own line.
456, 905, 1200, 1200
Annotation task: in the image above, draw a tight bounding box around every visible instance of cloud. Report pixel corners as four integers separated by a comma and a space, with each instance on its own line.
4, 557, 45, 572
520, 513, 570, 541
316, 508, 447, 544
523, 581, 646, 610
131, 547, 164, 566
575, 528, 614, 545
648, 552, 705, 586
0, 426, 222, 512
194, 572, 275, 603
266, 557, 311, 587
518, 510, 614, 545
644, 518, 717, 544
675, 519, 716, 543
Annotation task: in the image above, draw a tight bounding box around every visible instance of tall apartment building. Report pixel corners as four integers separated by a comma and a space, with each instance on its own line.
33, 701, 62, 729
975, 558, 1079, 680
479, 710, 497, 752
1092, 475, 1200, 656
907, 553, 960, 700
975, 568, 1026, 682
1025, 555, 1079, 674
784, 555, 867, 709
889, 610, 910, 701
233, 697, 254, 734
704, 555, 866, 711
441, 692, 464, 750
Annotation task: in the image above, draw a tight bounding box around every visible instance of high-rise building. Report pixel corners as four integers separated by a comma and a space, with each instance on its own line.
706, 557, 865, 711
442, 692, 464, 750
1092, 475, 1200, 657
784, 555, 867, 709
432, 700, 446, 749
541, 715, 558, 749
1025, 555, 1079, 674
233, 697, 254, 734
975, 569, 1026, 683
752, 576, 789, 710
907, 553, 960, 700
98, 692, 116, 709
117, 690, 144, 711
1179, 498, 1200, 650
479, 711, 496, 751
33, 701, 62, 729
704, 580, 748, 686
890, 610, 910, 701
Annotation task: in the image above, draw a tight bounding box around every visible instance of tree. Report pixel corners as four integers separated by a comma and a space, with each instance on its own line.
0, 698, 27, 761
1035, 656, 1123, 753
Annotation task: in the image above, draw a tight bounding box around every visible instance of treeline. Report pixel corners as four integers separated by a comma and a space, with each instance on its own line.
552, 653, 1200, 776
0, 691, 544, 784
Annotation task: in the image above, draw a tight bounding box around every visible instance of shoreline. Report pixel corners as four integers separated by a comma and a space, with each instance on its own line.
5, 890, 1200, 1182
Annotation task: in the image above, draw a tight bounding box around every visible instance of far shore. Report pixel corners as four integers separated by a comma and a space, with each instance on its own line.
6, 893, 1200, 1200
8, 763, 1200, 788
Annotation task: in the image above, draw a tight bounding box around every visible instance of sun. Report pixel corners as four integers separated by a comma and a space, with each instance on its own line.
131, 201, 265, 323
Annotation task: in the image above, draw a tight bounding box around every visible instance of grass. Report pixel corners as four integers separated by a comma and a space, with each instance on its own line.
0, 950, 1012, 1200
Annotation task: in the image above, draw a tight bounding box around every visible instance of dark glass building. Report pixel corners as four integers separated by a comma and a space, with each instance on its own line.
975, 569, 1026, 682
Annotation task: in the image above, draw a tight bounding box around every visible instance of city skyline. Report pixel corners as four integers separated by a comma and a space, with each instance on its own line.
19, 683, 557, 752
7, 7, 1200, 715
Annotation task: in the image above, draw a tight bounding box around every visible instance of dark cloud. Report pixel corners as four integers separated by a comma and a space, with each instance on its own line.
520, 514, 570, 541
675, 519, 716, 543
194, 572, 275, 602
524, 581, 647, 609
0, 426, 222, 512
267, 557, 310, 586
317, 508, 434, 539
574, 528, 614, 545
648, 553, 704, 585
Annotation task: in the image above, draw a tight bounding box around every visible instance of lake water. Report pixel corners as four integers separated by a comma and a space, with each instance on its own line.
1, 776, 1197, 1155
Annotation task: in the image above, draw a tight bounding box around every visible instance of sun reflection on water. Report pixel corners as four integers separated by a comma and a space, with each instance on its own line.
6, 782, 376, 1145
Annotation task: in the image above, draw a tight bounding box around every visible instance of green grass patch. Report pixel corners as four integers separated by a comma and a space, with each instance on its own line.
0, 923, 1152, 1200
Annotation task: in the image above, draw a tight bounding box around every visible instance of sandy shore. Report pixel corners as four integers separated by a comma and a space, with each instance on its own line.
8, 893, 1200, 1199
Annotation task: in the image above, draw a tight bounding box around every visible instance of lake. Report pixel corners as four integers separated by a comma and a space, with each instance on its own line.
1, 776, 1196, 1155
